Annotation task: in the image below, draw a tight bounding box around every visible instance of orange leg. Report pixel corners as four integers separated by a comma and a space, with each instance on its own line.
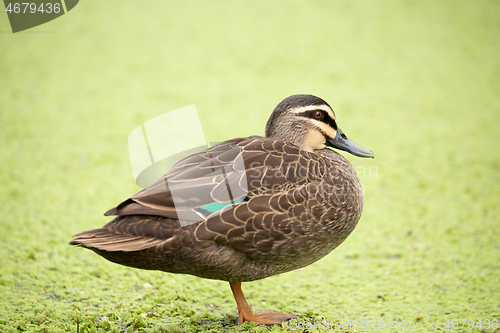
229, 282, 298, 325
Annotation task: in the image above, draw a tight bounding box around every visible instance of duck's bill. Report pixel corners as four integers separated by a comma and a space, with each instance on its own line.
326, 128, 375, 158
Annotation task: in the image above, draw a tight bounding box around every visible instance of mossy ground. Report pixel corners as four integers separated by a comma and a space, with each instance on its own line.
1, 1, 499, 332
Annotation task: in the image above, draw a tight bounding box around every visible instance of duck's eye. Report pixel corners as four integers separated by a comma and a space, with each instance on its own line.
314, 111, 323, 119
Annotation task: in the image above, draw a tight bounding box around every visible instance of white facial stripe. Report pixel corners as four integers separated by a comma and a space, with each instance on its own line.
290, 104, 335, 119
310, 119, 337, 138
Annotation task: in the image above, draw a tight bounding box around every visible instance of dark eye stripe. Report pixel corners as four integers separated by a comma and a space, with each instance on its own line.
299, 110, 338, 130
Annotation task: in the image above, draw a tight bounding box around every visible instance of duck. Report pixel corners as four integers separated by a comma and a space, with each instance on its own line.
69, 94, 374, 325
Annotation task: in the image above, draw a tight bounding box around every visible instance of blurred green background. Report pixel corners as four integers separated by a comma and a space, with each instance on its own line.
1, 1, 499, 332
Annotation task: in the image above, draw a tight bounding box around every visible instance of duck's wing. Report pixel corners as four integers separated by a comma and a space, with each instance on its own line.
107, 137, 326, 222
71, 137, 259, 252
104, 136, 276, 223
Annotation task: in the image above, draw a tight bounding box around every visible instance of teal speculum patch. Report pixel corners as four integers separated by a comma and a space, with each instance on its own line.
199, 198, 246, 214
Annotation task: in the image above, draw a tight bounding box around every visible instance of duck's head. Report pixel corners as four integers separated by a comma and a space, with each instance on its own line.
265, 94, 374, 158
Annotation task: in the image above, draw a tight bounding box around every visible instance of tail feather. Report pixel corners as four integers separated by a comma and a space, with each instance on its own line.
69, 228, 164, 252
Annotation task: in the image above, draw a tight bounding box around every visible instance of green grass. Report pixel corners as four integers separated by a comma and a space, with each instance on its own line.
1, 0, 500, 332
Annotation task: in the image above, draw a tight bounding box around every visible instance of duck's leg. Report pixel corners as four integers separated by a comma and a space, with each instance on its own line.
229, 282, 298, 325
